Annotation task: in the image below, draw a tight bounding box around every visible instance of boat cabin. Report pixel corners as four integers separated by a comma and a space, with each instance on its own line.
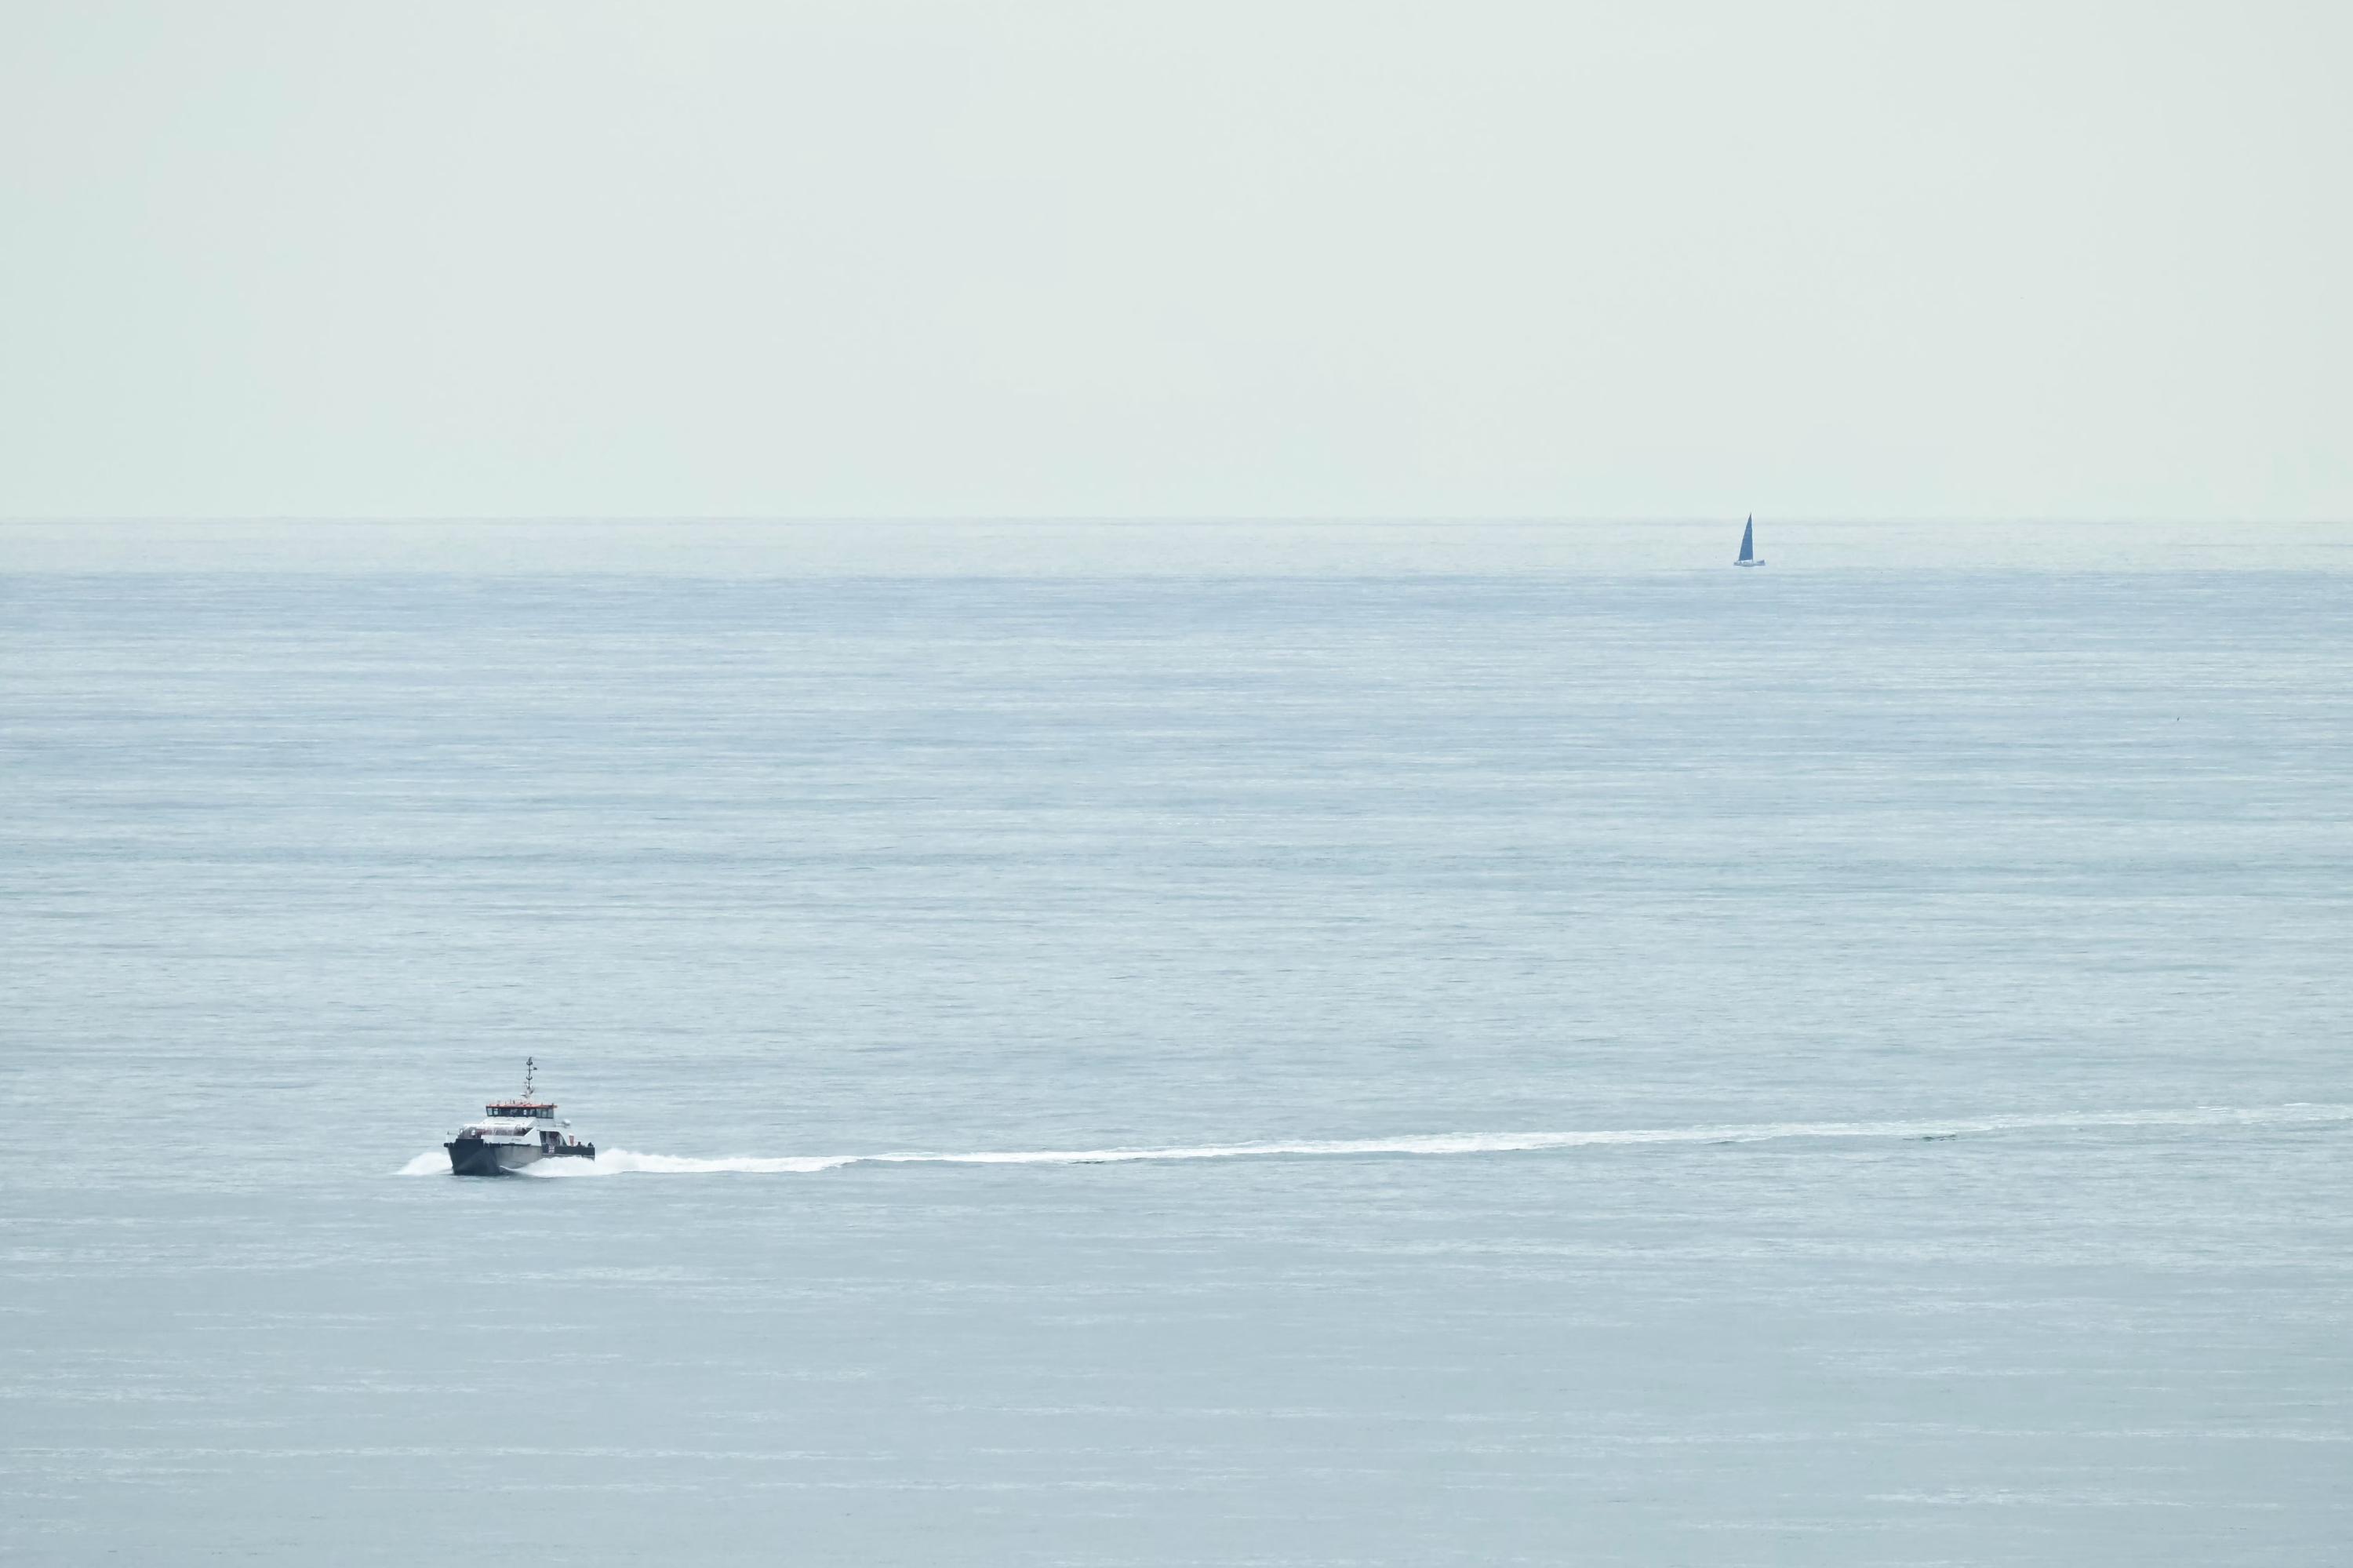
486, 1100, 557, 1120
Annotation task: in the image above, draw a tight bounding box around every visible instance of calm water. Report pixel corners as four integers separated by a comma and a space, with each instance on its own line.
4, 530, 2351, 1563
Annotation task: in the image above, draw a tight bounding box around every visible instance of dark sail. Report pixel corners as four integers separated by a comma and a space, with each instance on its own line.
1738, 516, 1754, 563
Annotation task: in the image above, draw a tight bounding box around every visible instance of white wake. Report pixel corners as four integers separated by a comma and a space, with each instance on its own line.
394, 1102, 2351, 1177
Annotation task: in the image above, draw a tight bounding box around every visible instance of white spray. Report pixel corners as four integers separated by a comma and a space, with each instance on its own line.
394, 1102, 2351, 1177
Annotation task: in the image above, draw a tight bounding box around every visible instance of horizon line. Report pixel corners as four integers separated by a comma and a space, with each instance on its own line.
6, 515, 2350, 529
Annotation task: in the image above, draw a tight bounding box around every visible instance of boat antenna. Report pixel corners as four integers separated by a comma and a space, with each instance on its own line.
524, 1056, 536, 1101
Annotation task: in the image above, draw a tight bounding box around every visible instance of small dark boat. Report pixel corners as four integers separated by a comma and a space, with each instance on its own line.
445, 1057, 597, 1175
1736, 515, 1764, 567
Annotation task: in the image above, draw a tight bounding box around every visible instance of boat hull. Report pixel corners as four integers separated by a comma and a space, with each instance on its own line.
445, 1137, 597, 1176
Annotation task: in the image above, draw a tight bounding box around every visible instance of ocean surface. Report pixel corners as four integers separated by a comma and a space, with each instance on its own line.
4, 522, 2350, 1564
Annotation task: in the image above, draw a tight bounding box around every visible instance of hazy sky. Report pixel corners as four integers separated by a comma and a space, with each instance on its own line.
2, 2, 2345, 521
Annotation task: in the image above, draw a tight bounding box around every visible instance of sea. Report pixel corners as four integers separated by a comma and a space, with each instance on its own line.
3, 519, 2350, 1565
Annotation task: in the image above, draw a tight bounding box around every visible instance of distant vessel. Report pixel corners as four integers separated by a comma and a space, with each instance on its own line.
1736, 515, 1763, 567
444, 1057, 597, 1175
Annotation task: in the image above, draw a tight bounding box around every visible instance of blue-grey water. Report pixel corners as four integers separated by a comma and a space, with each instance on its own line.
5, 525, 2350, 1563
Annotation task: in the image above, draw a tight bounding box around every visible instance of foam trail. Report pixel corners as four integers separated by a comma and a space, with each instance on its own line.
395, 1102, 2351, 1177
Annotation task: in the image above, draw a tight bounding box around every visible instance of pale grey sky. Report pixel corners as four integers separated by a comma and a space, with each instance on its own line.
2, 1, 2345, 521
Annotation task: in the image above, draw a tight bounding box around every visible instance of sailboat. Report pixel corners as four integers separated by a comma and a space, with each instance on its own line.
1735, 515, 1763, 567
